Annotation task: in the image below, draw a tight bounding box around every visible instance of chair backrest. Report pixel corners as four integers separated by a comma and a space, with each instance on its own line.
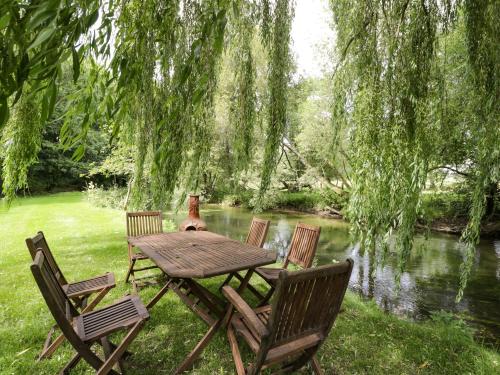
266, 259, 353, 350
126, 211, 163, 237
30, 251, 79, 329
31, 251, 103, 366
284, 223, 321, 269
26, 231, 67, 285
245, 217, 270, 248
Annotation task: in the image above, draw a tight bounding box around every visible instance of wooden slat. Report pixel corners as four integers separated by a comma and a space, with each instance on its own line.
65, 273, 115, 297
264, 333, 322, 365
26, 231, 68, 285
246, 217, 270, 248
126, 211, 163, 237
285, 223, 321, 269
225, 260, 353, 374
129, 231, 277, 278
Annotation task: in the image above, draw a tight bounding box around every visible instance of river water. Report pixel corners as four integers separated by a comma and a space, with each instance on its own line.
170, 205, 499, 346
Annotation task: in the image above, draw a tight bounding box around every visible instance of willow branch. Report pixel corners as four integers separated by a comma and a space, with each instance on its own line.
281, 138, 346, 192
429, 165, 470, 177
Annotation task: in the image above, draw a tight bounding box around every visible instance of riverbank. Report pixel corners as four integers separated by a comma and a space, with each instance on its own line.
244, 190, 499, 237
273, 205, 500, 237
1, 192, 498, 373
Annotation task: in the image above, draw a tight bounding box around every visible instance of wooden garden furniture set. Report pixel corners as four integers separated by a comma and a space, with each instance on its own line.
26, 213, 353, 374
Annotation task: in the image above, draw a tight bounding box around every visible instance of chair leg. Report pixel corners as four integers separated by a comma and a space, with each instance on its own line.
96, 320, 145, 375
59, 352, 81, 375
258, 286, 275, 307
41, 286, 113, 360
101, 337, 124, 374
227, 326, 246, 375
101, 336, 112, 359
39, 331, 65, 359
81, 287, 112, 314
277, 348, 319, 374
105, 340, 133, 359
125, 258, 136, 284
311, 355, 324, 375
38, 325, 56, 360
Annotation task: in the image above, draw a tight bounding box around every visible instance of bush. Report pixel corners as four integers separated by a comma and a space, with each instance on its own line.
222, 190, 254, 207
222, 188, 347, 213
273, 189, 347, 212
275, 191, 322, 210
85, 182, 127, 210
420, 191, 470, 221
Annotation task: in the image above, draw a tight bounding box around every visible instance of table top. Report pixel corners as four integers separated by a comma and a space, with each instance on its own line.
128, 231, 277, 278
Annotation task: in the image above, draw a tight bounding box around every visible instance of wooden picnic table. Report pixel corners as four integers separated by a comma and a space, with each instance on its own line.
128, 230, 277, 374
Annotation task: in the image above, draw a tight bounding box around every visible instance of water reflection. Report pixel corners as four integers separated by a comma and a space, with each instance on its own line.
169, 206, 500, 345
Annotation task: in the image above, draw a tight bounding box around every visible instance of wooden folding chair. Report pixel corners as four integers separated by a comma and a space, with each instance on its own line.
220, 217, 270, 290
243, 222, 320, 306
26, 231, 115, 359
31, 250, 149, 375
125, 211, 163, 289
223, 259, 353, 375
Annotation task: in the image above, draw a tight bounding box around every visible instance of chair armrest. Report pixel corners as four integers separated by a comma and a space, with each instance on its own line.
222, 286, 269, 338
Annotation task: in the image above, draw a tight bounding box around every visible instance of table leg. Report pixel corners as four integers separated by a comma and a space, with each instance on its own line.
236, 268, 254, 293
184, 279, 225, 317
173, 318, 223, 374
173, 269, 258, 373
146, 279, 172, 310
170, 279, 216, 326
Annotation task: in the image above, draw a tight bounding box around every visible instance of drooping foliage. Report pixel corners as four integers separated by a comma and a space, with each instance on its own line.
0, 0, 104, 127
109, 0, 231, 208
0, 0, 498, 298
0, 0, 110, 200
1, 87, 42, 198
229, 1, 257, 172
329, 0, 499, 297
257, 0, 293, 207
457, 0, 500, 300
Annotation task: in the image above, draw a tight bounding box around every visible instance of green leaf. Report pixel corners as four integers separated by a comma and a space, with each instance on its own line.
0, 97, 9, 129
232, 2, 240, 18
72, 144, 85, 161
28, 25, 57, 50
28, 9, 57, 29
86, 9, 99, 28
40, 91, 49, 123
0, 12, 11, 30
16, 53, 30, 86
72, 47, 80, 83
192, 88, 205, 105
179, 65, 192, 85
47, 82, 57, 120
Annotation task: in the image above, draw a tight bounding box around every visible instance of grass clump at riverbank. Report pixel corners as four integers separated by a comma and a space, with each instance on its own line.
0, 192, 498, 374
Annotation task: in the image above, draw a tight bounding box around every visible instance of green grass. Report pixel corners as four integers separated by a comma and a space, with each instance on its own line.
0, 192, 498, 374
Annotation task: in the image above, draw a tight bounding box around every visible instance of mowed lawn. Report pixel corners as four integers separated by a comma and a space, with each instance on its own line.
0, 192, 498, 374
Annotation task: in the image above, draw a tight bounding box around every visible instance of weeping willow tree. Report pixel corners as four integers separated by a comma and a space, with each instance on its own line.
0, 0, 293, 207
0, 0, 497, 297
229, 1, 257, 172
329, 0, 499, 298
257, 0, 293, 206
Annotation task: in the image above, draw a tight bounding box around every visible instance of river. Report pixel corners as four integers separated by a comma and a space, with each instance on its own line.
169, 205, 500, 346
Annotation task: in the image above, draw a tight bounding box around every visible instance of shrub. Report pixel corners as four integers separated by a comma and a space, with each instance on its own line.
420, 191, 470, 221
85, 182, 127, 210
